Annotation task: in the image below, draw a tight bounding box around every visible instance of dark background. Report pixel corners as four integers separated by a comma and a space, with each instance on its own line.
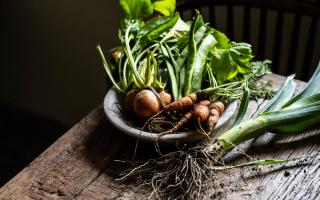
0, 0, 319, 186
0, 0, 121, 186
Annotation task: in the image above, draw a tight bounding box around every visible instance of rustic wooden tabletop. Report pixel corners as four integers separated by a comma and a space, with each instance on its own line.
0, 74, 319, 200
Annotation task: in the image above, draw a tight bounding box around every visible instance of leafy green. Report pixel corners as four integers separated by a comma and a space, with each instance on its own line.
119, 0, 153, 19
210, 42, 253, 84
211, 28, 230, 49
283, 62, 320, 108
152, 0, 176, 16
232, 86, 250, 127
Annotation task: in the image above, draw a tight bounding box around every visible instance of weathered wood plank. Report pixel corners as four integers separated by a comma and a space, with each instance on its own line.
1, 74, 319, 200
0, 106, 130, 199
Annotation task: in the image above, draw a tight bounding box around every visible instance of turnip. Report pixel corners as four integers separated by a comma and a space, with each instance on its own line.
133, 89, 160, 118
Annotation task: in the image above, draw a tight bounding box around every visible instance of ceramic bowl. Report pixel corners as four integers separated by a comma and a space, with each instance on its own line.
103, 88, 238, 143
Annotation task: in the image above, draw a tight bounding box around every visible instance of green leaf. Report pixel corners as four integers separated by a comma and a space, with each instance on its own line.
119, 0, 153, 19
256, 75, 296, 115
283, 62, 320, 108
284, 93, 320, 110
232, 86, 250, 128
271, 113, 320, 134
140, 13, 179, 45
152, 0, 176, 16
210, 42, 253, 84
211, 28, 230, 49
210, 50, 238, 84
261, 101, 320, 126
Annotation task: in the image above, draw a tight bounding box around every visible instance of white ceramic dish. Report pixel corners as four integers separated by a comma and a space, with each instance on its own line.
103, 88, 238, 143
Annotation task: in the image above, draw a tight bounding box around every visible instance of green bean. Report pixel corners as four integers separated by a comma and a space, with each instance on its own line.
96, 45, 125, 93
190, 34, 217, 92
183, 12, 200, 96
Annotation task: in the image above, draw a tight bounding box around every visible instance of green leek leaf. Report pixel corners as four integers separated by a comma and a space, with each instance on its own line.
232, 86, 250, 128
256, 75, 296, 115
283, 62, 320, 108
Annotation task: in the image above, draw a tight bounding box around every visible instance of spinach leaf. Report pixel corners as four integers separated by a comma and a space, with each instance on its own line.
210, 42, 253, 84
119, 0, 153, 19
211, 50, 238, 84
153, 0, 176, 16
140, 13, 180, 45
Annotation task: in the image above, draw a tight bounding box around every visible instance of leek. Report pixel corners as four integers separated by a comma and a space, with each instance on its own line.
206, 62, 320, 157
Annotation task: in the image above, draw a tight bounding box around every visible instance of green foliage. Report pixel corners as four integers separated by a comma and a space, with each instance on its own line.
119, 0, 153, 19
152, 0, 176, 16
210, 42, 253, 84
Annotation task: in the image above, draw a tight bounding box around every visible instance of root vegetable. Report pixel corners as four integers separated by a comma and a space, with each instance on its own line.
193, 104, 209, 122
208, 100, 225, 114
165, 93, 198, 112
134, 89, 160, 118
124, 89, 139, 112
159, 111, 193, 136
159, 91, 172, 106
207, 101, 225, 132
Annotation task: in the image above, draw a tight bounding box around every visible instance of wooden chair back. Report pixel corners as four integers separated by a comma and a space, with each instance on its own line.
177, 0, 320, 80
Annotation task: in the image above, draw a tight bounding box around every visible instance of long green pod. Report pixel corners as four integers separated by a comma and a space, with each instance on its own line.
96, 45, 125, 93
124, 25, 145, 88
176, 25, 207, 74
183, 12, 201, 96
178, 67, 186, 99
190, 34, 217, 92
165, 60, 179, 100
177, 25, 207, 99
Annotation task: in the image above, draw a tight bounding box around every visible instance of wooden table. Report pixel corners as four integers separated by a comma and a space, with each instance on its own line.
1, 74, 320, 200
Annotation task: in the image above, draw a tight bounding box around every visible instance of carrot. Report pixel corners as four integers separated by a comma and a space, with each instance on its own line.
158, 111, 193, 136
193, 103, 210, 122
164, 93, 198, 112
208, 100, 225, 113
207, 101, 225, 132
159, 91, 172, 106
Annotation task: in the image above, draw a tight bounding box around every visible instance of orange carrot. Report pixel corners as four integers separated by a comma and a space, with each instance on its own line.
193, 103, 210, 122
164, 93, 198, 112
159, 91, 172, 106
158, 111, 193, 136
207, 101, 225, 132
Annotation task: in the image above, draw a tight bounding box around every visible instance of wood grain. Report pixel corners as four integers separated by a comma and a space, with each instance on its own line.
1, 74, 319, 200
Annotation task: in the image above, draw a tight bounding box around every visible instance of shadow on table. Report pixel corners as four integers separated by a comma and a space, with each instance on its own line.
0, 104, 68, 187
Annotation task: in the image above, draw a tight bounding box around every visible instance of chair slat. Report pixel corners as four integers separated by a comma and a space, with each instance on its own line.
302, 17, 318, 80
272, 11, 284, 73
287, 14, 301, 75
257, 8, 267, 60
243, 6, 251, 43
227, 5, 234, 40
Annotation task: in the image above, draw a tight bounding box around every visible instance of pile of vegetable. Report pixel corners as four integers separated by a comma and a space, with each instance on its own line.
98, 0, 272, 135
97, 0, 320, 199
